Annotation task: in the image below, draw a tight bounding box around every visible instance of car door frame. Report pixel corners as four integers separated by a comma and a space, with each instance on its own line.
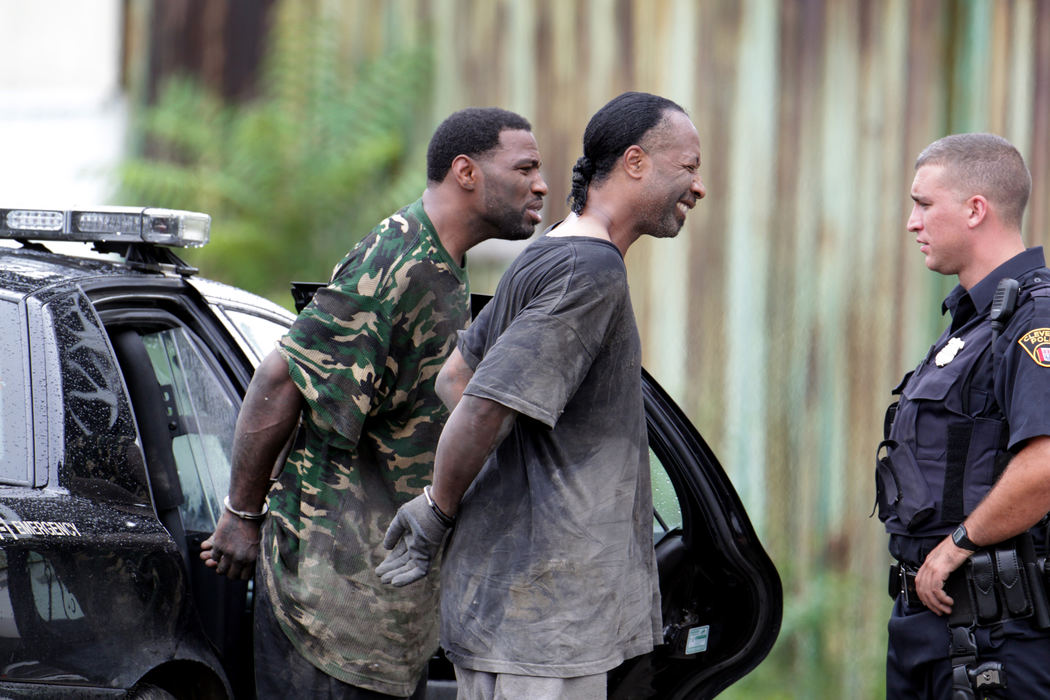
606, 368, 782, 699
86, 276, 259, 698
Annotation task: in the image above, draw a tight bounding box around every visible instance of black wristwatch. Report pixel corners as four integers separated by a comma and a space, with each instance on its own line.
951, 523, 980, 552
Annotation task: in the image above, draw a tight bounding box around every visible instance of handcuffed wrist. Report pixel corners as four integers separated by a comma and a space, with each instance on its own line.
224, 495, 268, 521
423, 485, 455, 527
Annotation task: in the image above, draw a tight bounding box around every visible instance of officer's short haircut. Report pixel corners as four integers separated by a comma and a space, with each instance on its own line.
567, 92, 687, 215
427, 108, 532, 183
916, 133, 1031, 229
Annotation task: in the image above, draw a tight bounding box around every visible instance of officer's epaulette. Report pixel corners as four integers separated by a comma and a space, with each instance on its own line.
1021, 273, 1050, 298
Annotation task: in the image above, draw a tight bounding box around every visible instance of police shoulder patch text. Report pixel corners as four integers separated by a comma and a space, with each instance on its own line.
1017, 327, 1050, 367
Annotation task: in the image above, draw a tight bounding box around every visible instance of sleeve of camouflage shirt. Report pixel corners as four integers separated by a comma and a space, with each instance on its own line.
278, 268, 393, 450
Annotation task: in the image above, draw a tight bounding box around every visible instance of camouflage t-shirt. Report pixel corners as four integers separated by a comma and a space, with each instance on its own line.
258, 199, 468, 696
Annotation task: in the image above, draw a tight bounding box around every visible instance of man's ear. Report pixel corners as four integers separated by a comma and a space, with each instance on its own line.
450, 155, 479, 191
966, 194, 988, 228
622, 145, 649, 180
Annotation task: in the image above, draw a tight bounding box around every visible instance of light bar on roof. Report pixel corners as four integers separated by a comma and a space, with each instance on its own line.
0, 206, 211, 248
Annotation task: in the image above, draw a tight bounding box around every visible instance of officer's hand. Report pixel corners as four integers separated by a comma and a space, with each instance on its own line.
376, 493, 453, 587
915, 536, 972, 615
200, 511, 263, 581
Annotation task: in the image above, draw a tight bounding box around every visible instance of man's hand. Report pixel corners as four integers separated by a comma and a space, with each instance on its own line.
200, 510, 264, 581
915, 537, 973, 615
376, 492, 453, 587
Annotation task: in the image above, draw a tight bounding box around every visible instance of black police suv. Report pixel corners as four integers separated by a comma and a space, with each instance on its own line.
0, 206, 780, 699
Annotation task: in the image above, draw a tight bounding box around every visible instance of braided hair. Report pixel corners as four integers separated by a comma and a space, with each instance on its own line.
567, 92, 686, 214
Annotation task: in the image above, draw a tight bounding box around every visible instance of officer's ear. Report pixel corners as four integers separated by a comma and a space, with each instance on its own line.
966, 194, 989, 228
450, 155, 480, 192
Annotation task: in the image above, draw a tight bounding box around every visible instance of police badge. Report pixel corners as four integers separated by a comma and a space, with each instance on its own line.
935, 336, 965, 367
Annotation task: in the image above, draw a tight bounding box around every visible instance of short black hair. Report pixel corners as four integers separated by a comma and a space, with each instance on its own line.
568, 92, 687, 214
426, 107, 533, 183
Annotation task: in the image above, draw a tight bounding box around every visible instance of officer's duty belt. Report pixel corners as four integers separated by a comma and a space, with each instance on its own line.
890, 542, 1050, 629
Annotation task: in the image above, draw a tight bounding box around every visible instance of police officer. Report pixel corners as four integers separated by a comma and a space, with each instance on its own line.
877, 133, 1050, 698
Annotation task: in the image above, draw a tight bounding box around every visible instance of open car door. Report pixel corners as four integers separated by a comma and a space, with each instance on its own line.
607, 369, 782, 699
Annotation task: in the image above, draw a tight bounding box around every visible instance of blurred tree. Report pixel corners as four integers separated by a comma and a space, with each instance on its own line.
117, 0, 433, 306
138, 0, 276, 104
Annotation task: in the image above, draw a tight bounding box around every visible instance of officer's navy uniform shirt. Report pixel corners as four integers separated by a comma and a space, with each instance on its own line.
883, 247, 1050, 566
883, 247, 1050, 698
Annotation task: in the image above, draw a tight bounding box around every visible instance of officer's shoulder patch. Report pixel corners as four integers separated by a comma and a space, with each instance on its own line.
1017, 328, 1050, 367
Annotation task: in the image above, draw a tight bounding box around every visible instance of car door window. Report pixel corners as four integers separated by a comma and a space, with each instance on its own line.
218, 308, 291, 365
0, 300, 28, 485
47, 293, 146, 501
140, 327, 237, 533
651, 448, 683, 540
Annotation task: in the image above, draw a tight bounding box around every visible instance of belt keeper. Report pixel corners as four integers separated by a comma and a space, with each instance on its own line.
890, 563, 920, 608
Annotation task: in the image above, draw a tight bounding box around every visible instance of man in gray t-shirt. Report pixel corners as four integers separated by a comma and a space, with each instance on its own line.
378, 91, 708, 699
444, 232, 659, 676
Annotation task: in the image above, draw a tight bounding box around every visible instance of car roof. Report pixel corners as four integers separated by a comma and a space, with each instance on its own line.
0, 243, 293, 322
190, 275, 295, 320
0, 244, 155, 299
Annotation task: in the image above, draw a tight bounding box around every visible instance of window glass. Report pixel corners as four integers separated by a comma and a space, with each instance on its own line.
221, 309, 290, 364
0, 300, 28, 484
49, 294, 145, 501
141, 328, 238, 533
650, 448, 683, 540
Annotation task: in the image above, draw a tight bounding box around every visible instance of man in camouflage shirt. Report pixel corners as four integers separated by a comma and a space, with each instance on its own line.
200, 107, 547, 699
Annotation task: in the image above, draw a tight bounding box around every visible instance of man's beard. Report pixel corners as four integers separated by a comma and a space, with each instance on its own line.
645, 195, 687, 239
486, 199, 538, 241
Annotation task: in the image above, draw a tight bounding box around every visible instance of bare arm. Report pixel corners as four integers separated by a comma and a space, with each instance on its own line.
429, 394, 517, 517
436, 347, 474, 412
916, 435, 1050, 613
200, 349, 304, 580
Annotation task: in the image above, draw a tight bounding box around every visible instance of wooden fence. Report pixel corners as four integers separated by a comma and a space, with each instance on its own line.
258, 0, 1050, 694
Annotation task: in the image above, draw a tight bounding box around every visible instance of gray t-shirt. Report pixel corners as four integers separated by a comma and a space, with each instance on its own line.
440, 234, 662, 677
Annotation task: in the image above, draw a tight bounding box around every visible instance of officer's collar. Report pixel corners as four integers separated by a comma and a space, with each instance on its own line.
942, 246, 1046, 316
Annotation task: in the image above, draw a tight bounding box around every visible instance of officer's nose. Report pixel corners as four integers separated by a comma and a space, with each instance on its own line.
906, 205, 921, 232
